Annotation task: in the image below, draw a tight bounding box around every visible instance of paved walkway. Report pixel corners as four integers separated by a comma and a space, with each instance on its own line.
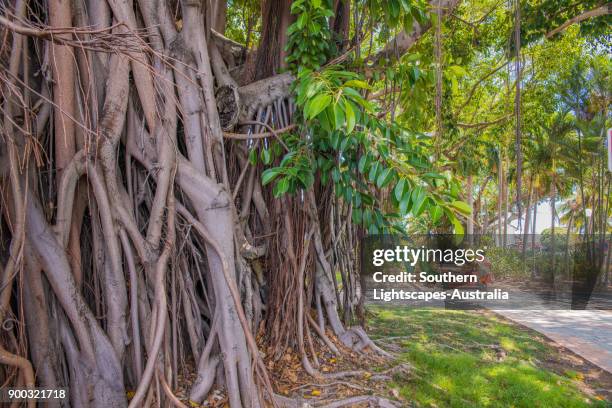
494, 310, 612, 373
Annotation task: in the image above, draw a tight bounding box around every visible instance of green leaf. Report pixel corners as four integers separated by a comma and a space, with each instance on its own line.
331, 167, 341, 182
448, 65, 468, 77
333, 101, 345, 130
406, 65, 417, 83
344, 79, 370, 90
343, 186, 353, 202
358, 155, 368, 174
296, 13, 307, 29
368, 162, 379, 183
399, 191, 411, 215
430, 206, 443, 223
449, 200, 471, 215
335, 184, 344, 197
361, 193, 374, 206
330, 132, 340, 150
279, 151, 296, 167
354, 192, 362, 208
376, 167, 394, 188
394, 179, 407, 202
272, 141, 282, 157
319, 107, 333, 131
261, 148, 272, 165
451, 215, 464, 235
321, 171, 329, 185
307, 94, 331, 119
451, 76, 459, 95
342, 87, 362, 99
345, 101, 355, 133
363, 209, 372, 226
411, 186, 426, 216
339, 136, 350, 151
297, 170, 314, 189
374, 209, 384, 227
273, 177, 290, 197
423, 172, 446, 180
352, 208, 362, 224
248, 148, 258, 165
262, 168, 281, 186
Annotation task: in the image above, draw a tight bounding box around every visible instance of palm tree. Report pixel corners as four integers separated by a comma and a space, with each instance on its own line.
522, 111, 576, 281
558, 198, 580, 277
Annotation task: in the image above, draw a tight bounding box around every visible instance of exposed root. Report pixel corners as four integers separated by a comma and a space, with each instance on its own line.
316, 395, 401, 408
290, 381, 371, 393
340, 327, 394, 359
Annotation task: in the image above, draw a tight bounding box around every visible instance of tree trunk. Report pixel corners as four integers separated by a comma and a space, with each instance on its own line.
497, 152, 503, 245
521, 175, 533, 266
466, 174, 474, 235
551, 180, 557, 287
253, 0, 293, 80
502, 156, 509, 248
531, 200, 538, 279
563, 212, 574, 279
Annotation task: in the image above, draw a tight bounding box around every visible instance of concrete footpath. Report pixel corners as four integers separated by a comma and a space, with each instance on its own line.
494, 309, 612, 373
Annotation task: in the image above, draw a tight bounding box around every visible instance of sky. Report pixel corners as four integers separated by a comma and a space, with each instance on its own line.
507, 201, 561, 234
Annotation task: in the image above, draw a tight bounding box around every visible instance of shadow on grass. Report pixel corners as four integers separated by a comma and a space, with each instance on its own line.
368, 308, 608, 408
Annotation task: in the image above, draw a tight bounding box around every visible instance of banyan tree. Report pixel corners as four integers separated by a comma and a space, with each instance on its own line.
0, 0, 463, 406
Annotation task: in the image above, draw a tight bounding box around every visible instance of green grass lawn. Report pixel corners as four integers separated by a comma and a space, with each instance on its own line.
368, 307, 609, 408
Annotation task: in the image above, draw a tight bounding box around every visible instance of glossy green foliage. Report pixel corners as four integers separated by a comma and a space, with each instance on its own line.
286, 0, 335, 73
256, 0, 471, 234
521, 0, 611, 45
262, 63, 469, 234
364, 0, 429, 49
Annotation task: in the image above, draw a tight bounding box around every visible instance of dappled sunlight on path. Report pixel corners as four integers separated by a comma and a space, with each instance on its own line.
494, 310, 612, 373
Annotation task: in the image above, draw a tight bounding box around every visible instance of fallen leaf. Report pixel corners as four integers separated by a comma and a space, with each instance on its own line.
286, 370, 298, 383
